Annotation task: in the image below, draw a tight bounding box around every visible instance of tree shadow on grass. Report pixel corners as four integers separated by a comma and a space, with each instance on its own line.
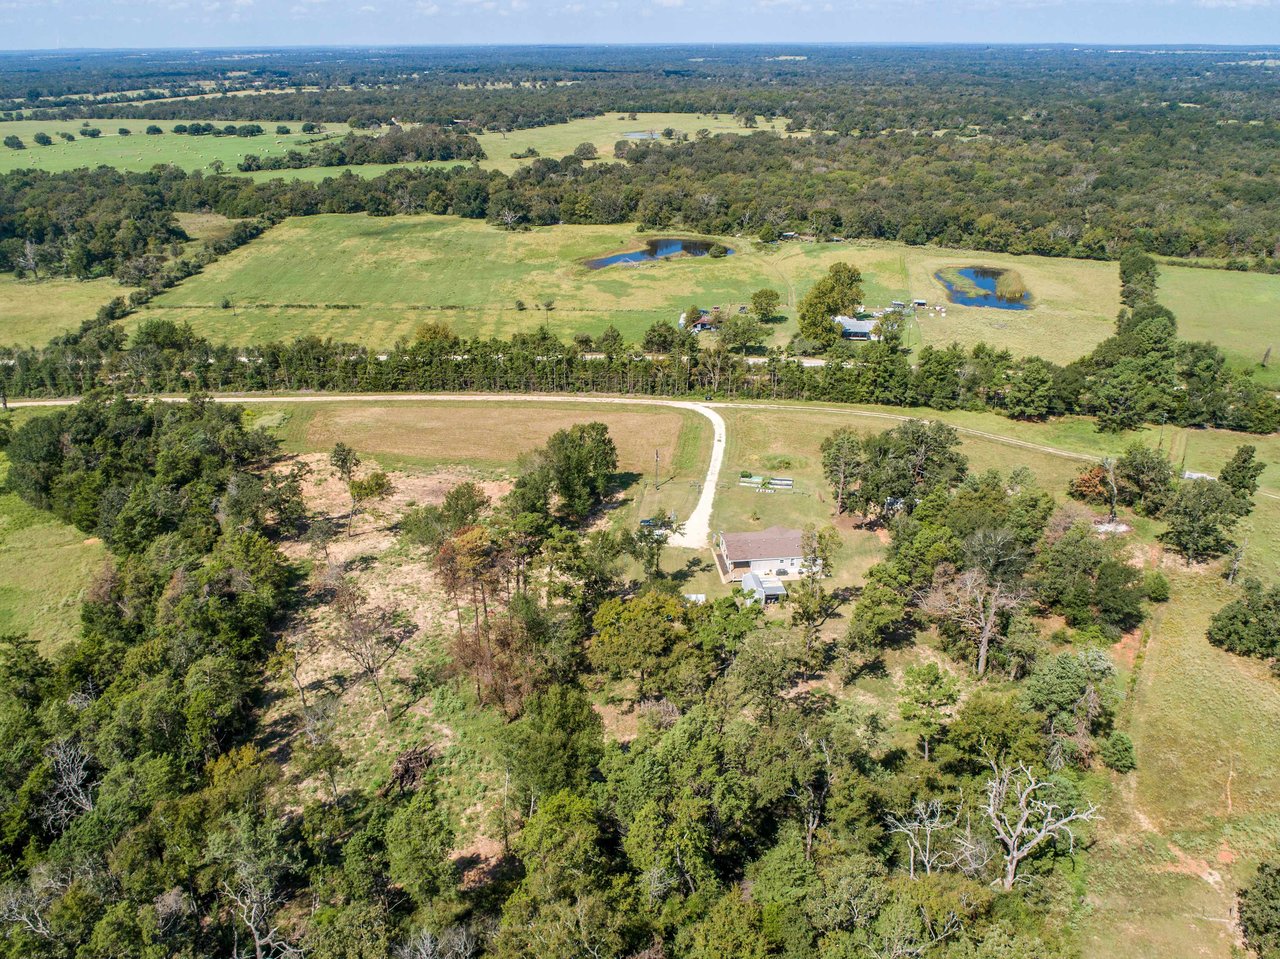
668, 555, 712, 586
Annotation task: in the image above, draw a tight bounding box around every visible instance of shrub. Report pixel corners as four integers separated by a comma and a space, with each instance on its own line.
1240, 858, 1280, 959
1101, 732, 1137, 772
1143, 571, 1170, 602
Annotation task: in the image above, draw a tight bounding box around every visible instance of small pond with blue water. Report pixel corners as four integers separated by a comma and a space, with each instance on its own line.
585, 238, 732, 269
934, 266, 1031, 310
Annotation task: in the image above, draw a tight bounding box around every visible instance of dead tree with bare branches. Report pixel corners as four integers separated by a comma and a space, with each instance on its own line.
0, 866, 71, 941
327, 577, 415, 721
922, 566, 1025, 677
886, 800, 959, 880
983, 761, 1098, 890
38, 739, 97, 831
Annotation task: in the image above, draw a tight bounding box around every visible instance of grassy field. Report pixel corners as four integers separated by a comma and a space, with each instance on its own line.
1158, 264, 1280, 388
0, 118, 353, 174
136, 213, 1121, 360
1079, 572, 1280, 958
0, 451, 106, 654
0, 214, 246, 348
0, 274, 136, 347
239, 112, 796, 182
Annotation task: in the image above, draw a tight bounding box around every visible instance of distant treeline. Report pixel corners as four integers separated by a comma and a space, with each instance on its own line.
237, 125, 485, 172
172, 122, 266, 137
4, 46, 1280, 262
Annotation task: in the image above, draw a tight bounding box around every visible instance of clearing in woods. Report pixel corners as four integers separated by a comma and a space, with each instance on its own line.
1157, 263, 1280, 388
0, 448, 105, 654
251, 398, 714, 537
134, 213, 1122, 360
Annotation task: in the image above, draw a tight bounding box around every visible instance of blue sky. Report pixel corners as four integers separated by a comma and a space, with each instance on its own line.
1, 0, 1278, 49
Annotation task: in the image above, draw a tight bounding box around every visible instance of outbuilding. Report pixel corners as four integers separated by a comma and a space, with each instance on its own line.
742, 572, 788, 604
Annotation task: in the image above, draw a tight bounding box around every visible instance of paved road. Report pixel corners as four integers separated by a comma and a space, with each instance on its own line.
9, 394, 1275, 515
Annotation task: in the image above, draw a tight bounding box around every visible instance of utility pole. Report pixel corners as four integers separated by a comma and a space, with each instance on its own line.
654, 448, 660, 489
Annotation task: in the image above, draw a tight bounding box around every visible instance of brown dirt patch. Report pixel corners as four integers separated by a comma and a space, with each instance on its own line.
454, 834, 508, 890
595, 702, 642, 743
1112, 627, 1144, 670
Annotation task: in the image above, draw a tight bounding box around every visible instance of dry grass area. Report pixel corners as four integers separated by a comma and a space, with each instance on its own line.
260, 454, 514, 857
256, 396, 711, 481
292, 402, 690, 476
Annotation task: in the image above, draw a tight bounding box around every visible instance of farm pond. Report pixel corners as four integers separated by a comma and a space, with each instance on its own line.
935, 266, 1031, 309
585, 238, 733, 269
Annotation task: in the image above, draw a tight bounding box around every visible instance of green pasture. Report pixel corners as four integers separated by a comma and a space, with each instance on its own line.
0, 274, 136, 347
0, 449, 105, 654
136, 213, 1122, 361
1157, 263, 1280, 388
1079, 572, 1280, 959
0, 118, 353, 174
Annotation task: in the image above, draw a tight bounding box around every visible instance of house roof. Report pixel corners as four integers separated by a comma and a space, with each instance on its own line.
833, 315, 878, 336
719, 525, 805, 563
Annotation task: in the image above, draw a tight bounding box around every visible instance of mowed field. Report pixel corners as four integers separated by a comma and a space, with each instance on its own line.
1158, 264, 1280, 388
240, 112, 797, 182
137, 213, 1121, 362
0, 118, 353, 174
